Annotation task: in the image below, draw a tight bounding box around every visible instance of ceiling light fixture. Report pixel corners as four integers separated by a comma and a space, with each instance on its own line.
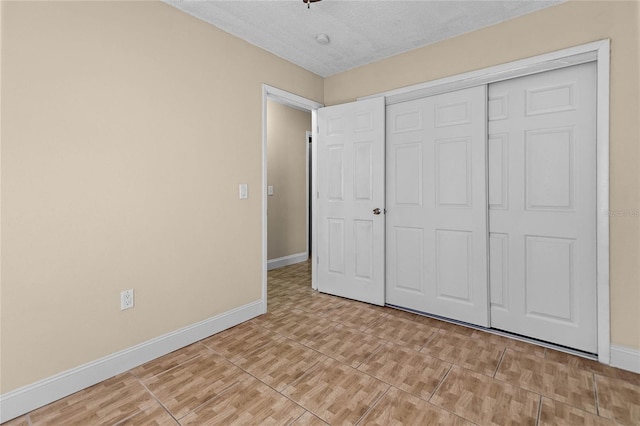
316, 33, 330, 45
303, 0, 322, 9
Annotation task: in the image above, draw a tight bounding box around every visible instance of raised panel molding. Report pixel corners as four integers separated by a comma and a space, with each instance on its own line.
435, 100, 472, 127
488, 133, 509, 210
327, 146, 344, 201
435, 229, 473, 303
489, 233, 509, 310
354, 142, 373, 201
525, 235, 575, 323
526, 127, 575, 211
327, 116, 344, 135
435, 137, 471, 208
354, 111, 374, 132
488, 94, 509, 120
392, 109, 422, 133
354, 220, 373, 279
328, 219, 345, 274
526, 82, 576, 116
394, 143, 423, 206
394, 227, 424, 294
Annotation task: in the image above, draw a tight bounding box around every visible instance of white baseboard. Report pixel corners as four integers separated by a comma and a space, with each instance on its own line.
0, 299, 265, 423
610, 344, 640, 374
267, 252, 308, 270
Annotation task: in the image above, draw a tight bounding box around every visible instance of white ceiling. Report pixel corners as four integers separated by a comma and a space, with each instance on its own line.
166, 0, 563, 77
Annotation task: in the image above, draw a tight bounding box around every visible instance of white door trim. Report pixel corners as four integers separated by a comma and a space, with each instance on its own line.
262, 85, 323, 311
361, 40, 610, 363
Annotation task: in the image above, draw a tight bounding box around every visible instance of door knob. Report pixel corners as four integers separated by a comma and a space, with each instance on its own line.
373, 208, 381, 215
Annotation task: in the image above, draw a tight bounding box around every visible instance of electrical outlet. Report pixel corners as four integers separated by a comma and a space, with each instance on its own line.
121, 289, 134, 310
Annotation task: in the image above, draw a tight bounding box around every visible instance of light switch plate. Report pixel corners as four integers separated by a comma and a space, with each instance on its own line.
239, 183, 248, 199
268, 185, 274, 196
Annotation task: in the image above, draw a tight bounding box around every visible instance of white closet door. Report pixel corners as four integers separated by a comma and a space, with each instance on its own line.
488, 63, 597, 352
386, 86, 489, 326
317, 97, 385, 305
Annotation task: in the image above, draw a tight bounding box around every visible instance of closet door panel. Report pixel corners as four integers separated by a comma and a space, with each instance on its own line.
488, 63, 597, 353
386, 86, 489, 327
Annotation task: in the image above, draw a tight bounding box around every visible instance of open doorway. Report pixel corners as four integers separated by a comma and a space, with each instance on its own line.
265, 100, 311, 270
261, 85, 323, 313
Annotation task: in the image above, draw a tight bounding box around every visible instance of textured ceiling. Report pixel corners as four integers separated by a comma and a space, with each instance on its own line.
166, 0, 563, 77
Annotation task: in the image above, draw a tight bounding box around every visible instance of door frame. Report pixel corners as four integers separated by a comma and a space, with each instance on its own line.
361, 39, 611, 363
261, 85, 323, 313
306, 130, 312, 259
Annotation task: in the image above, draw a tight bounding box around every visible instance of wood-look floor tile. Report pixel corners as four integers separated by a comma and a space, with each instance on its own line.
180, 376, 305, 425
359, 386, 474, 425
282, 357, 389, 425
306, 323, 384, 368
437, 321, 477, 337
29, 373, 175, 426
539, 397, 615, 425
323, 302, 387, 332
470, 330, 546, 358
430, 365, 539, 425
546, 349, 640, 386
1, 416, 29, 426
253, 308, 336, 344
421, 329, 505, 376
365, 315, 439, 351
293, 293, 347, 316
233, 336, 326, 391
595, 373, 640, 425
384, 308, 445, 328
358, 342, 451, 401
495, 349, 596, 414
131, 343, 210, 381
115, 406, 178, 426
144, 352, 247, 419
290, 411, 329, 425
200, 321, 279, 362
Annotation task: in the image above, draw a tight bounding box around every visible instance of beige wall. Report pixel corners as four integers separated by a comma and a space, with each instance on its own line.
325, 0, 640, 350
267, 101, 311, 261
0, 1, 322, 393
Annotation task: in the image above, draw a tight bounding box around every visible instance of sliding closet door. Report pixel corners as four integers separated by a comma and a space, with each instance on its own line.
386, 86, 489, 327
488, 63, 597, 352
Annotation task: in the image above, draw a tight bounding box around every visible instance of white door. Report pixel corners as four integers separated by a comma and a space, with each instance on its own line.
386, 86, 489, 326
488, 63, 597, 352
317, 97, 385, 305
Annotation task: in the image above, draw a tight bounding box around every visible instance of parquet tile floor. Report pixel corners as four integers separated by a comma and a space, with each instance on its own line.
5, 261, 640, 425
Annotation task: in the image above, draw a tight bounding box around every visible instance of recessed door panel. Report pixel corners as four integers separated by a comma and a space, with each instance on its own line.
525, 83, 576, 116
328, 219, 345, 275
328, 146, 344, 201
525, 236, 575, 322
489, 232, 509, 311
488, 134, 508, 210
526, 128, 574, 211
394, 143, 422, 206
393, 227, 424, 294
392, 110, 422, 133
435, 100, 472, 127
354, 219, 373, 279
435, 138, 471, 208
354, 142, 373, 201
435, 230, 472, 303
